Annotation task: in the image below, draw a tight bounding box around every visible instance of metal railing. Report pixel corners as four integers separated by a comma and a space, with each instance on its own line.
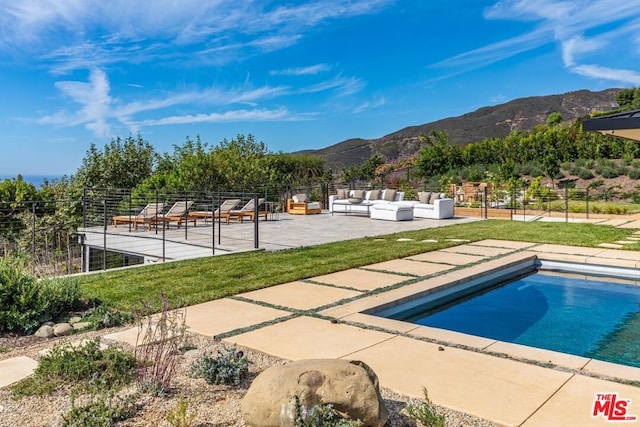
1, 188, 277, 276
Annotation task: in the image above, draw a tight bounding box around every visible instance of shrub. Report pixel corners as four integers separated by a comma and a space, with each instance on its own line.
10, 339, 136, 398
135, 294, 187, 395
293, 396, 362, 427
0, 257, 81, 333
405, 387, 445, 427
628, 169, 640, 180
190, 345, 249, 385
598, 167, 624, 179
605, 205, 629, 215
577, 169, 594, 180
166, 396, 198, 427
60, 392, 138, 427
83, 305, 134, 329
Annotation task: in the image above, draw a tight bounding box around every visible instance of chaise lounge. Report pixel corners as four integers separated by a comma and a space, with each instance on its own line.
229, 198, 268, 222
188, 199, 241, 224
112, 203, 166, 231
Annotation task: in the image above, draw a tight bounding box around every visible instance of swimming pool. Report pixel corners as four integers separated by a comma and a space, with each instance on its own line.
373, 261, 640, 368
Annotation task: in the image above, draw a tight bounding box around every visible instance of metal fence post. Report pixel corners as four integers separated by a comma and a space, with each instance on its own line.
31, 201, 36, 274
82, 188, 87, 227
586, 187, 590, 219
254, 194, 259, 249
211, 194, 215, 255
565, 187, 569, 222
162, 195, 166, 263
217, 190, 222, 246
523, 185, 526, 221
103, 198, 107, 271
483, 187, 488, 219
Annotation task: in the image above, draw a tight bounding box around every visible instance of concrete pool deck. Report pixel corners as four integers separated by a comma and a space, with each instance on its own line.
193, 239, 640, 426
5, 238, 640, 425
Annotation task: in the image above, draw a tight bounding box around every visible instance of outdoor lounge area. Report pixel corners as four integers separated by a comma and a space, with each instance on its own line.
330, 189, 455, 220
80, 207, 473, 269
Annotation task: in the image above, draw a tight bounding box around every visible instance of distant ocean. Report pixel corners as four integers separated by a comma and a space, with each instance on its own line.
0, 175, 64, 188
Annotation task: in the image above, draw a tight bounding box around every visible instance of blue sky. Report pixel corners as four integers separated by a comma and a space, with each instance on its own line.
1, 0, 640, 176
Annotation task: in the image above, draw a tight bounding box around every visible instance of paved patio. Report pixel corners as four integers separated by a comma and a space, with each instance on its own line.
79, 210, 477, 263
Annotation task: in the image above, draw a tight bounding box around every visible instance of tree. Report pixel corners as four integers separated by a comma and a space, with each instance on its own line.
74, 135, 157, 189
546, 112, 563, 127
360, 155, 384, 182
616, 87, 640, 110
415, 131, 461, 179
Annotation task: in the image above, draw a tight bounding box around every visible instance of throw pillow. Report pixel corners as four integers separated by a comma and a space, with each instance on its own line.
383, 189, 396, 201
337, 189, 347, 199
369, 189, 381, 200
418, 192, 431, 204
292, 195, 299, 203
296, 193, 308, 202
429, 192, 440, 204
353, 189, 364, 199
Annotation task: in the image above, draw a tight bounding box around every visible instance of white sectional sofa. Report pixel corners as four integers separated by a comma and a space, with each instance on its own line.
399, 192, 454, 219
330, 189, 455, 221
329, 189, 405, 215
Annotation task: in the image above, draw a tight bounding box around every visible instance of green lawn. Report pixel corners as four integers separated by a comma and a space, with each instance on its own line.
77, 220, 639, 311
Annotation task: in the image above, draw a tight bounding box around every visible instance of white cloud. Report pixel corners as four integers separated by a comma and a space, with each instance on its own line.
0, 0, 393, 72
299, 75, 364, 96
137, 108, 310, 126
434, 0, 640, 85
39, 68, 113, 136
36, 68, 333, 136
270, 64, 332, 76
352, 96, 386, 114
571, 65, 640, 85
561, 35, 604, 67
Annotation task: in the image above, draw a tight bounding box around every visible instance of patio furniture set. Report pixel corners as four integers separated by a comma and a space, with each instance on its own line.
285, 189, 454, 221
329, 189, 454, 221
112, 198, 270, 231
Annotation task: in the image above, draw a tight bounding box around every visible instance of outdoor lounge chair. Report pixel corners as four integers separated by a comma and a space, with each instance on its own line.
287, 194, 322, 215
152, 200, 195, 229
187, 199, 241, 224
228, 198, 268, 222
112, 202, 166, 231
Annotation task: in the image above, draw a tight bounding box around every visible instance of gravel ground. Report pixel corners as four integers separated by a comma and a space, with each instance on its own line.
0, 328, 501, 427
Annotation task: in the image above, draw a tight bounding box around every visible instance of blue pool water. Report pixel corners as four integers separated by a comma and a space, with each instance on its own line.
396, 272, 640, 367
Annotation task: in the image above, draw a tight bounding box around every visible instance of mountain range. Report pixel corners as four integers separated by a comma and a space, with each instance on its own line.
303, 88, 621, 170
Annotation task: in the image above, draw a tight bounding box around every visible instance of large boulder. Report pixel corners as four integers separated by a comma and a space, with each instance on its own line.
242, 359, 389, 427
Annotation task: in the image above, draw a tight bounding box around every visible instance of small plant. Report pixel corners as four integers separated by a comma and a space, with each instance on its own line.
0, 344, 8, 353
0, 256, 81, 333
405, 387, 445, 427
293, 396, 362, 427
60, 392, 138, 427
83, 304, 134, 329
166, 396, 198, 427
134, 294, 187, 395
190, 345, 249, 385
10, 338, 136, 398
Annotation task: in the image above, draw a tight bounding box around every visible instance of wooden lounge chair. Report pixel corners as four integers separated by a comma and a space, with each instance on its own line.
287, 194, 321, 215
188, 199, 241, 225
228, 198, 268, 222
152, 200, 195, 229
112, 202, 166, 231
